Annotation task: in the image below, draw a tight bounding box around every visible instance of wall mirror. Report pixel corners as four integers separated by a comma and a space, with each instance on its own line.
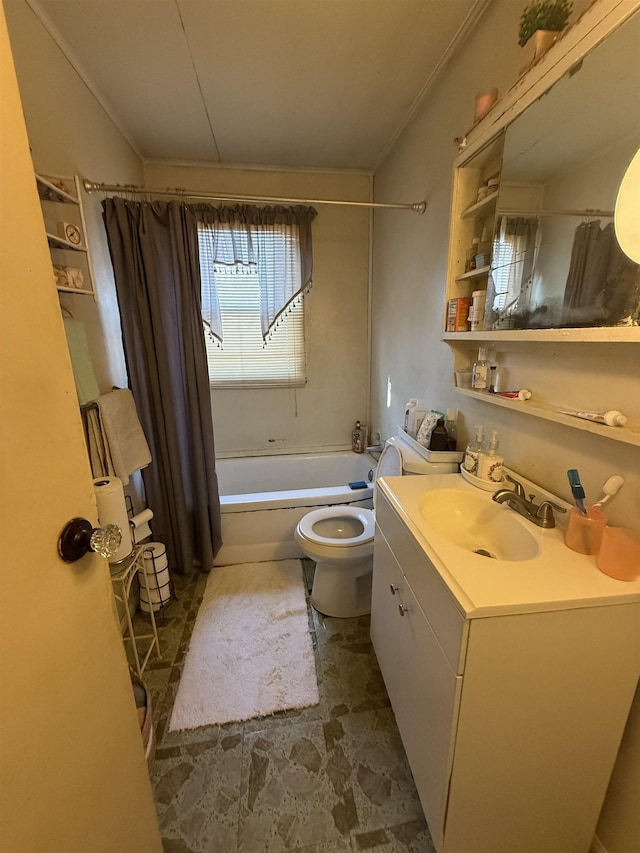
485, 11, 640, 331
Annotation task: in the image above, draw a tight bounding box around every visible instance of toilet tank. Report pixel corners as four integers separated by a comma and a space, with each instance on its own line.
388, 431, 462, 475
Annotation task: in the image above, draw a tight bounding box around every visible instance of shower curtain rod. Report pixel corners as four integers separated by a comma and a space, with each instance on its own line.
82, 179, 426, 214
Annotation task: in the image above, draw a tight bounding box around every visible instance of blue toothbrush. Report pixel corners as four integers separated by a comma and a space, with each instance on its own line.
567, 469, 588, 515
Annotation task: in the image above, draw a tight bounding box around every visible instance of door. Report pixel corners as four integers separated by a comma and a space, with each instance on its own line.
0, 9, 162, 851
370, 531, 403, 707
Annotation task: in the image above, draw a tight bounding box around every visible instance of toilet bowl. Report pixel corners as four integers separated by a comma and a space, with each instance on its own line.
295, 433, 460, 618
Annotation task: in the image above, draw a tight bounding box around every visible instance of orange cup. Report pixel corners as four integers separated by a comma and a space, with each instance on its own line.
596, 527, 640, 581
564, 506, 607, 555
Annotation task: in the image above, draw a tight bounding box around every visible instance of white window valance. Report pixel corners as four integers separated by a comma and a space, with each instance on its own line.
195, 204, 317, 342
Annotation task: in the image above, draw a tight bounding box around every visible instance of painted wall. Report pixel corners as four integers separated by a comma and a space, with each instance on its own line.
4, 0, 144, 394
145, 162, 371, 456
370, 2, 639, 851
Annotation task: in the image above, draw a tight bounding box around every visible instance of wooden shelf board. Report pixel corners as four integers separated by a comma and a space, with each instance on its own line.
455, 265, 491, 282
56, 286, 94, 295
461, 190, 499, 219
442, 327, 640, 343
47, 232, 87, 252
453, 387, 640, 447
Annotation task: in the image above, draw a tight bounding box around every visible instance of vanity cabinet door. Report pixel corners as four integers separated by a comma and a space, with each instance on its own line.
394, 579, 462, 849
371, 528, 403, 708
372, 526, 462, 849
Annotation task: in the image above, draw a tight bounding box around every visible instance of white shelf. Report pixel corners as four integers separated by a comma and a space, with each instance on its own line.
46, 232, 87, 252
442, 327, 640, 343
453, 387, 640, 448
35, 173, 96, 299
455, 265, 491, 282
55, 286, 95, 295
36, 173, 79, 205
461, 190, 499, 219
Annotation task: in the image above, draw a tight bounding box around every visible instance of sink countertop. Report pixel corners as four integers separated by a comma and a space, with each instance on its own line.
378, 473, 640, 618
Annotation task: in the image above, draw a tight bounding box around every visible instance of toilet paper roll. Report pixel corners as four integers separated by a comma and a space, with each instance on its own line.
130, 508, 154, 544
93, 476, 133, 563
138, 542, 171, 612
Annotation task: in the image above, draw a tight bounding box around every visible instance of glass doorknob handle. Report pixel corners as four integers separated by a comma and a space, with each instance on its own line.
58, 517, 122, 563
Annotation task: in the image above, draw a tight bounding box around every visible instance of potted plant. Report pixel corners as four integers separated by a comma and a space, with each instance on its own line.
519, 0, 572, 57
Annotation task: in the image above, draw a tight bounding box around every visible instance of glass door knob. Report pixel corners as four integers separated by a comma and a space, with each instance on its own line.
58, 517, 122, 563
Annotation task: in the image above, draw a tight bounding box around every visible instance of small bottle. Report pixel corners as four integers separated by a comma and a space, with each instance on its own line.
478, 429, 504, 483
444, 409, 458, 451
352, 421, 367, 453
404, 399, 419, 432
407, 404, 427, 438
429, 418, 449, 451
465, 237, 481, 272
472, 347, 490, 391
463, 424, 486, 476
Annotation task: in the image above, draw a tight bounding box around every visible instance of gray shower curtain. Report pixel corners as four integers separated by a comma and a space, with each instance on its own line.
102, 197, 222, 573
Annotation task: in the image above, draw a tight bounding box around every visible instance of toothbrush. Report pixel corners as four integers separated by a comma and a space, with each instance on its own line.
567, 469, 588, 515
593, 475, 624, 508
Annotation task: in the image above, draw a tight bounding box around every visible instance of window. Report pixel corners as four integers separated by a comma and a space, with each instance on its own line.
198, 226, 306, 388
489, 216, 539, 313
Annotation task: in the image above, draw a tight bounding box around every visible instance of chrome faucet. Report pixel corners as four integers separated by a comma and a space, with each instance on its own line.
492, 475, 567, 529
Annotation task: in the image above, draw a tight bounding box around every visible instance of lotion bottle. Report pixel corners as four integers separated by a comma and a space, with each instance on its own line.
463, 424, 486, 476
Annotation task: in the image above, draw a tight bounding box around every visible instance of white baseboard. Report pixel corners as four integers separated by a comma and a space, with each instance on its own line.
590, 834, 609, 853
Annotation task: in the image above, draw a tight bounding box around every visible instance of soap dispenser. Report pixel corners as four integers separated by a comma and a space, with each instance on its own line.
352, 421, 367, 453
478, 429, 504, 483
463, 424, 486, 476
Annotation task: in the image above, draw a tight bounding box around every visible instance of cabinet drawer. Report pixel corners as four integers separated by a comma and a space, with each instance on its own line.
377, 493, 467, 673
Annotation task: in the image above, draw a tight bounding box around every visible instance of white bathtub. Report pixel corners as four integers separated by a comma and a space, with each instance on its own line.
214, 451, 376, 566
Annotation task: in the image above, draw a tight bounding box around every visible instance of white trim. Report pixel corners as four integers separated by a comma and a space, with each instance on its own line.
143, 157, 373, 178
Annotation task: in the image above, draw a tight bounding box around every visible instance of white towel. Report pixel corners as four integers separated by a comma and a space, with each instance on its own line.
95, 389, 151, 485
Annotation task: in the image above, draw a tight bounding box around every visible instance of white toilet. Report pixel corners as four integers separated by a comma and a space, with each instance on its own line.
295, 433, 460, 618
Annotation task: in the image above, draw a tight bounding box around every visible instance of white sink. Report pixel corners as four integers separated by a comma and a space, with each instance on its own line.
419, 488, 540, 562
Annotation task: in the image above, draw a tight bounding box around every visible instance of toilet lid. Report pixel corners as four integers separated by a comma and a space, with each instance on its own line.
297, 506, 375, 547
373, 442, 403, 509
376, 442, 403, 478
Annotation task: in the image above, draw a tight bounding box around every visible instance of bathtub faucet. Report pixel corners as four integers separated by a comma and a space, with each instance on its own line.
365, 444, 384, 454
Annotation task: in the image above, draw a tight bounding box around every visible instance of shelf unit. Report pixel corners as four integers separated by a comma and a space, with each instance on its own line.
441, 5, 640, 448
35, 173, 96, 298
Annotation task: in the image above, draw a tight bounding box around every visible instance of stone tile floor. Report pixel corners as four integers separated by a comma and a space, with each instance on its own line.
134, 561, 435, 853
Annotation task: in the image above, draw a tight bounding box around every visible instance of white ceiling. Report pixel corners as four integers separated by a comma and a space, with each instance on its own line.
28, 0, 488, 171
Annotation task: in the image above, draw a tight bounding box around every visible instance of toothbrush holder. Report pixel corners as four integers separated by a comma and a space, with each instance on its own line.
597, 527, 640, 581
565, 506, 607, 555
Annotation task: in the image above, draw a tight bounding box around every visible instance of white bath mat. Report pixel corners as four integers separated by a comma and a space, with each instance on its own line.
169, 560, 319, 730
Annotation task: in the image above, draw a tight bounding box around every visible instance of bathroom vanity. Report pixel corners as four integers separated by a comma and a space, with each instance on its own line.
371, 473, 640, 853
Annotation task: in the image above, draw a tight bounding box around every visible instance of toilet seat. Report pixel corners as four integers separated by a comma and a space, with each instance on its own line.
296, 505, 375, 548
